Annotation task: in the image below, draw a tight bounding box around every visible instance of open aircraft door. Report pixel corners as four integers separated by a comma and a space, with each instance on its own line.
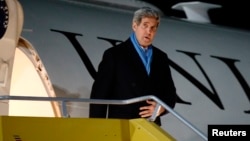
0, 0, 61, 117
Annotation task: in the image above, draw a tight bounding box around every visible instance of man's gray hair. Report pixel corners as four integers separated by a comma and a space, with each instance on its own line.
133, 7, 160, 25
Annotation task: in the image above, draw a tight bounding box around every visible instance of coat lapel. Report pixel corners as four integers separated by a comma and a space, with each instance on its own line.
125, 40, 149, 78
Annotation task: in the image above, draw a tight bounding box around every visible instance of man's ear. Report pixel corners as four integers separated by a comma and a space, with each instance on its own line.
132, 22, 137, 31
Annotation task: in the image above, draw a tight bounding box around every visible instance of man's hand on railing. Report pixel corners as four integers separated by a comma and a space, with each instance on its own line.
139, 100, 165, 118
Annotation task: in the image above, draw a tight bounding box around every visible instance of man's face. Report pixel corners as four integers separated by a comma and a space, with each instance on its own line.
132, 17, 159, 48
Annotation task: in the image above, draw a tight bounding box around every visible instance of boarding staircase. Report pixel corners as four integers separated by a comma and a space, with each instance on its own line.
0, 95, 207, 141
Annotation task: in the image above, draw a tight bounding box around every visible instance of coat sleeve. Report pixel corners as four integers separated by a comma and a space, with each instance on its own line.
89, 49, 115, 118
153, 50, 177, 116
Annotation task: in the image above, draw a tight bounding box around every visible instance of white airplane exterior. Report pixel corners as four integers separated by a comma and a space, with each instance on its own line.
1, 0, 250, 140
